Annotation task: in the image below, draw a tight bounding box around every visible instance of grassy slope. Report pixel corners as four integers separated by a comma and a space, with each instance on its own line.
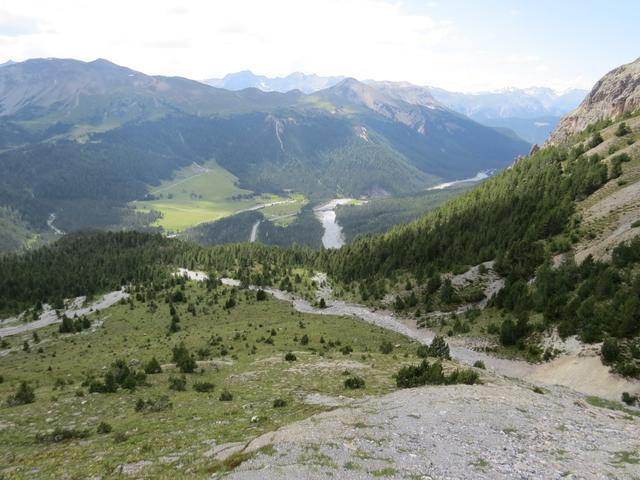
131, 161, 303, 233
0, 280, 421, 478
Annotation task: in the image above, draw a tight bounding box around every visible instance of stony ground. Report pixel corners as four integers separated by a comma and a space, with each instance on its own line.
222, 377, 640, 480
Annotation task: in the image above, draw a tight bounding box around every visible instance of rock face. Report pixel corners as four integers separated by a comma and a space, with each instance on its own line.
222, 378, 640, 479
548, 57, 640, 144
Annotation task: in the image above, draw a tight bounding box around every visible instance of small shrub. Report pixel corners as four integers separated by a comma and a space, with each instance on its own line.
135, 396, 172, 412
601, 338, 620, 363
428, 336, 451, 359
344, 376, 366, 389
193, 382, 215, 393
168, 376, 187, 391
300, 334, 309, 346
284, 352, 297, 362
622, 392, 638, 406
486, 323, 500, 335
416, 345, 429, 358
97, 422, 113, 434
379, 340, 393, 354
36, 428, 90, 444
256, 289, 267, 301
448, 368, 479, 385
144, 357, 162, 374
473, 360, 486, 369
173, 343, 196, 373
615, 122, 631, 136
395, 360, 479, 388
5, 381, 35, 406
273, 398, 287, 408
219, 390, 233, 401
340, 345, 353, 355
587, 132, 603, 149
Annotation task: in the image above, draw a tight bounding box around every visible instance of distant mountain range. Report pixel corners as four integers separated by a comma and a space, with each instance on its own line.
204, 70, 587, 144
204, 70, 345, 94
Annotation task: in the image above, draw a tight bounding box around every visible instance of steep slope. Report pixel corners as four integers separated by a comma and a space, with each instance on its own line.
310, 79, 530, 179
548, 57, 640, 144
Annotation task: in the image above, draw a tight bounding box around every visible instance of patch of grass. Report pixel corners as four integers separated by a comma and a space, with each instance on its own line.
472, 457, 490, 468
611, 450, 640, 465
371, 467, 399, 477
585, 396, 640, 417
207, 450, 256, 473
344, 461, 362, 470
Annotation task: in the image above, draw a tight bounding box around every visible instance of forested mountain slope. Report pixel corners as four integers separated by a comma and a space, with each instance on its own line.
0, 59, 528, 247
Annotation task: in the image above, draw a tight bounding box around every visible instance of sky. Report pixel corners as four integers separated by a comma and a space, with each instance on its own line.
0, 0, 638, 92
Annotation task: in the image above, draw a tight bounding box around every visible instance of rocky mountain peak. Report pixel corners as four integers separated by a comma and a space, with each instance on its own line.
548, 57, 640, 144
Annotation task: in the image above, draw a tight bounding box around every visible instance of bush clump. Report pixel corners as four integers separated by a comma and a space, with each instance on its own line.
622, 391, 638, 406
5, 381, 36, 406
344, 376, 366, 389
144, 357, 162, 374
135, 396, 172, 412
88, 359, 146, 393
36, 428, 90, 444
193, 382, 215, 393
473, 360, 486, 369
256, 289, 267, 301
172, 343, 197, 373
416, 336, 451, 359
395, 360, 478, 388
219, 390, 233, 401
284, 352, 297, 362
379, 340, 393, 354
340, 345, 353, 355
97, 422, 113, 434
273, 398, 287, 408
168, 376, 187, 391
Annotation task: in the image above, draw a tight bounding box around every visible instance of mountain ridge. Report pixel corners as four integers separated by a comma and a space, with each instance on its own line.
548, 57, 640, 144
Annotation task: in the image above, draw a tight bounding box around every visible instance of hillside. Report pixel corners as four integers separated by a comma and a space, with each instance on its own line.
201, 70, 585, 144
0, 59, 528, 247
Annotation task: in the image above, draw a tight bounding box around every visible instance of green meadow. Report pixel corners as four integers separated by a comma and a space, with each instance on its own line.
0, 278, 421, 478
131, 161, 305, 232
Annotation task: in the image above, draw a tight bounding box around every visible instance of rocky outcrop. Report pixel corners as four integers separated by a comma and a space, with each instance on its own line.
221, 378, 640, 479
548, 57, 640, 144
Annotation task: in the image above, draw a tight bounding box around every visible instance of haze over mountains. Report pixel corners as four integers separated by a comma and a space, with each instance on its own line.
0, 57, 529, 246
204, 70, 587, 144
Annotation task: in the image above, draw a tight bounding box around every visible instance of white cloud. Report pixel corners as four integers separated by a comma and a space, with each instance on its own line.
0, 0, 594, 91
0, 0, 452, 77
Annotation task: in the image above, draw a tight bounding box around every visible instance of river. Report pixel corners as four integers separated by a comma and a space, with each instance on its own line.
428, 170, 494, 190
313, 199, 355, 249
